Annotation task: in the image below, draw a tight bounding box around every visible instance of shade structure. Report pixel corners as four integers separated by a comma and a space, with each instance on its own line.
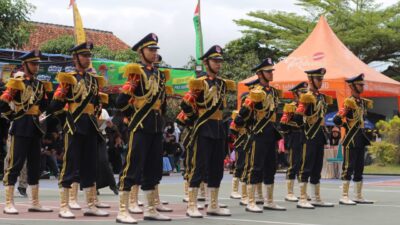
238, 16, 400, 115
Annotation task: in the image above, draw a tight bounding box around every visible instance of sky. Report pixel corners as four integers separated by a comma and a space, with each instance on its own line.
27, 0, 399, 67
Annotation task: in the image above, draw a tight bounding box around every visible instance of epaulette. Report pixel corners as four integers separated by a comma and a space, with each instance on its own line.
299, 93, 316, 104
57, 72, 77, 85
42, 81, 53, 92
223, 79, 236, 91
283, 102, 296, 113
344, 98, 357, 110
92, 74, 106, 88
188, 78, 205, 91
231, 110, 238, 120
6, 78, 25, 91
99, 92, 109, 104
249, 89, 265, 103
165, 85, 174, 95
362, 98, 373, 109
324, 95, 333, 105
123, 63, 145, 78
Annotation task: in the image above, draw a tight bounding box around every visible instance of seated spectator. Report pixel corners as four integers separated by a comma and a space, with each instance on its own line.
40, 133, 59, 178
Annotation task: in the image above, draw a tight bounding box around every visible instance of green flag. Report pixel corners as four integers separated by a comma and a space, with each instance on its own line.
193, 0, 204, 65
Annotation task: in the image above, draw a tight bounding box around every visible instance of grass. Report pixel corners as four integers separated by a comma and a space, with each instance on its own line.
364, 163, 400, 175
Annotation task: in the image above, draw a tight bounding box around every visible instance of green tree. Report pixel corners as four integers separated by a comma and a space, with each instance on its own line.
40, 35, 75, 55
221, 34, 284, 82
234, 0, 400, 70
376, 116, 400, 162
40, 35, 139, 62
0, 0, 35, 48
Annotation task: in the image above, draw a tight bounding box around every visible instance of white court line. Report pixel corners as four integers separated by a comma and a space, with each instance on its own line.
0, 215, 188, 222
359, 204, 400, 208
321, 187, 400, 193
205, 217, 322, 225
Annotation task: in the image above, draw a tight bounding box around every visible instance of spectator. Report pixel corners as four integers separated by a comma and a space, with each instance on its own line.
106, 120, 123, 174
330, 126, 341, 146
164, 122, 177, 172
40, 133, 59, 178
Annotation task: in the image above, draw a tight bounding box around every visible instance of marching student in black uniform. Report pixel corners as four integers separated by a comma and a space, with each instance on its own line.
280, 82, 308, 202
229, 91, 251, 204
229, 80, 260, 207
333, 74, 374, 205
152, 54, 173, 213
293, 68, 334, 209
49, 42, 109, 218
177, 45, 235, 218
231, 58, 285, 213
95, 92, 118, 206
1, 50, 53, 214
115, 33, 172, 224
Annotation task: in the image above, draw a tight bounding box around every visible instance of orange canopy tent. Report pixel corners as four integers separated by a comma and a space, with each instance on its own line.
238, 16, 400, 116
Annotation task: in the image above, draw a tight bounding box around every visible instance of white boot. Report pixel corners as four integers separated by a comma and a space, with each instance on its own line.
116, 191, 137, 224
296, 183, 314, 209
183, 180, 189, 202
93, 184, 110, 208
28, 185, 53, 212
239, 182, 248, 206
353, 181, 374, 204
310, 184, 334, 207
263, 184, 286, 211
230, 177, 241, 199
198, 182, 206, 201
129, 185, 143, 214
82, 186, 109, 216
154, 185, 173, 212
339, 181, 356, 205
245, 185, 262, 213
59, 188, 75, 219
3, 185, 18, 214
206, 188, 231, 216
143, 190, 171, 221
68, 182, 81, 210
186, 188, 203, 218
285, 179, 298, 202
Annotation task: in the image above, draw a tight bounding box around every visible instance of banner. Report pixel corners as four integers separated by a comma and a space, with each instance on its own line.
92, 60, 196, 95
193, 0, 204, 65
70, 0, 86, 44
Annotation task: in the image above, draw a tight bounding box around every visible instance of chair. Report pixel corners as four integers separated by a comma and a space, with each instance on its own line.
326, 144, 343, 178
327, 144, 343, 162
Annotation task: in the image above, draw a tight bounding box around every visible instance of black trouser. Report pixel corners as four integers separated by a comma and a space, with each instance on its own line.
298, 132, 325, 184
108, 146, 122, 174
342, 146, 365, 182
119, 131, 163, 191
0, 138, 6, 176
96, 138, 117, 189
234, 147, 246, 180
3, 135, 41, 186
40, 154, 59, 176
188, 136, 225, 188
59, 131, 98, 189
286, 132, 303, 180
241, 149, 252, 183
247, 133, 277, 185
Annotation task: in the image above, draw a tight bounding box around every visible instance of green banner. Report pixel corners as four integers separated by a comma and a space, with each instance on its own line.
92, 60, 195, 95
193, 0, 204, 65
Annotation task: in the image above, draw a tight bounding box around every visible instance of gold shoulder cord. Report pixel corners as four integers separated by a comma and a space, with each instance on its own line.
14, 81, 43, 111
132, 70, 160, 110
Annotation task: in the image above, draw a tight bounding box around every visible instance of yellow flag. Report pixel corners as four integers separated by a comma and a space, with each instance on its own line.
70, 0, 86, 44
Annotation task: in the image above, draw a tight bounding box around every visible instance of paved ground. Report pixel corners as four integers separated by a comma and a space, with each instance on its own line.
0, 173, 399, 225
